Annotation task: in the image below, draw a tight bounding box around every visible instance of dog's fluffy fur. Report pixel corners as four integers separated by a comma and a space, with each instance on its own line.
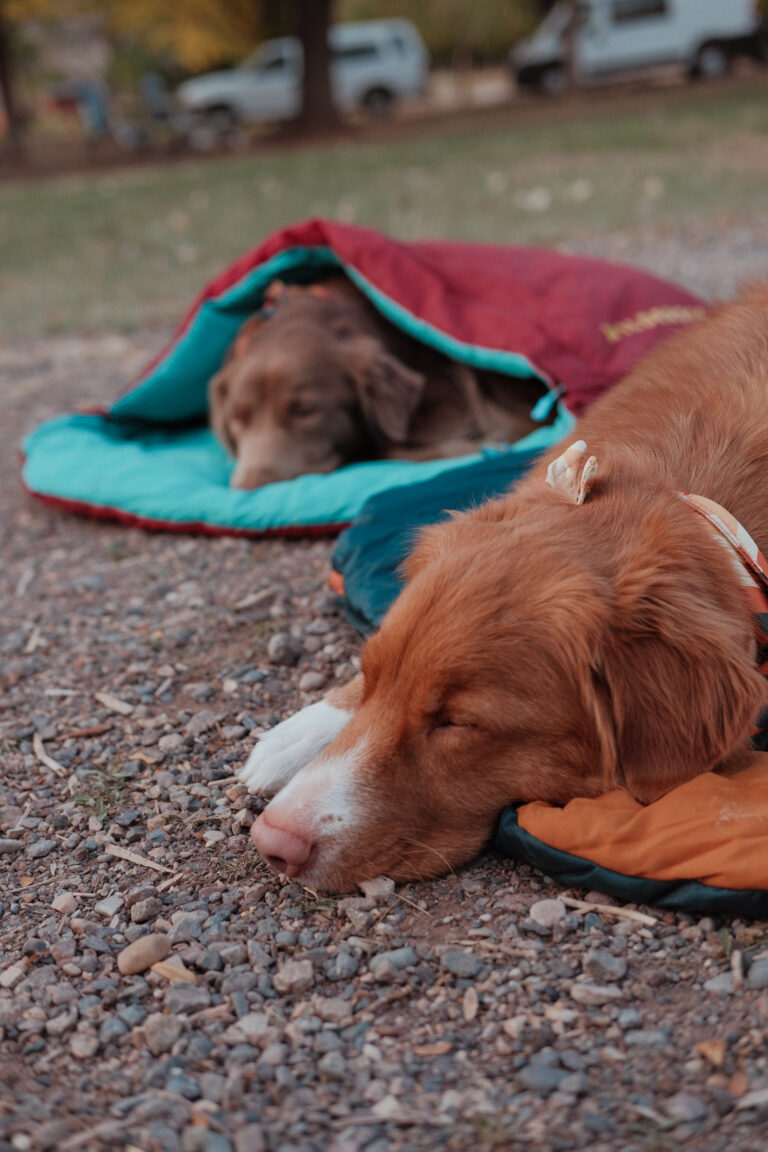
209, 275, 548, 489
240, 284, 768, 892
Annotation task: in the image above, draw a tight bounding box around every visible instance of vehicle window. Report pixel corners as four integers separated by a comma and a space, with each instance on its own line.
262, 53, 286, 71
333, 43, 379, 62
389, 35, 408, 55
538, 2, 572, 38
611, 0, 667, 22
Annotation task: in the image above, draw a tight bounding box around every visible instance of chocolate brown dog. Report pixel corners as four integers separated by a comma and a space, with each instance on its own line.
209, 275, 550, 489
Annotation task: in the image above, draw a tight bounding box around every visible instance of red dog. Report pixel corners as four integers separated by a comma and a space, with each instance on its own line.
240, 285, 768, 891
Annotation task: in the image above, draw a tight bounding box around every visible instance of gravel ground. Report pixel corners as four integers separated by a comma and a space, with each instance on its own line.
3, 222, 768, 1152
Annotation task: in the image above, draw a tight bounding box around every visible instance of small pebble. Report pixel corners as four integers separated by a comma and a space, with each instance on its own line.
618, 1008, 642, 1030
315, 997, 350, 1024
318, 1050, 347, 1082
131, 896, 164, 924
167, 983, 212, 1014
273, 959, 314, 995
570, 982, 623, 1006
0, 961, 26, 989
69, 1029, 99, 1059
746, 958, 768, 990
663, 1091, 708, 1123
529, 898, 567, 927
185, 709, 217, 737
159, 733, 183, 751
94, 894, 123, 918
27, 838, 58, 859
704, 973, 735, 996
267, 633, 303, 665
143, 1011, 184, 1055
625, 1029, 668, 1047
358, 875, 395, 900
370, 947, 417, 977
222, 1013, 271, 1045
583, 947, 627, 983
117, 933, 171, 975
234, 1125, 266, 1152
517, 1063, 568, 1092
51, 892, 79, 915
441, 950, 483, 978
166, 1071, 201, 1100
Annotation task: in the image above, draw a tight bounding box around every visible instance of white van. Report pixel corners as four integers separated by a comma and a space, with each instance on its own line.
177, 19, 428, 127
511, 0, 766, 94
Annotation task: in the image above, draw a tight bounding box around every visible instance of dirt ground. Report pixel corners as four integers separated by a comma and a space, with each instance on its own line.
3, 224, 768, 1152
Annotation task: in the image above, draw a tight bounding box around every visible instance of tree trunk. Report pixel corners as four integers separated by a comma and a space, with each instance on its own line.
296, 0, 340, 133
0, 3, 23, 157
563, 0, 580, 90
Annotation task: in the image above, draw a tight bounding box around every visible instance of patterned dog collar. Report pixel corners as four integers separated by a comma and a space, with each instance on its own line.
682, 492, 768, 748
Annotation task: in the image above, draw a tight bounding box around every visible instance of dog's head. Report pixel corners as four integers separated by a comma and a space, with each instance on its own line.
209, 288, 425, 489
249, 477, 767, 891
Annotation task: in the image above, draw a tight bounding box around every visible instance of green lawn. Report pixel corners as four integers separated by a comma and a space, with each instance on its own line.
3, 82, 768, 338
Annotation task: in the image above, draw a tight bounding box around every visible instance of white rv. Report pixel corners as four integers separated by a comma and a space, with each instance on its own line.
510, 0, 766, 94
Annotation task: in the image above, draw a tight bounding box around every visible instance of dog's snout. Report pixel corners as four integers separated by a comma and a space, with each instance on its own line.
250, 810, 313, 877
230, 464, 281, 490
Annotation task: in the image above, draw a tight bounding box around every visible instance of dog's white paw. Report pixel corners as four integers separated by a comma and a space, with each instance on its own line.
238, 699, 352, 797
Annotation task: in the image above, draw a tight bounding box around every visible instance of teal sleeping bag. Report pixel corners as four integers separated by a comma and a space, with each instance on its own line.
21, 219, 704, 535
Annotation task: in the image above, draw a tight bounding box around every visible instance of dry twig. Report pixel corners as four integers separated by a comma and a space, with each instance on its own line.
104, 844, 172, 874
560, 895, 657, 926
32, 732, 67, 777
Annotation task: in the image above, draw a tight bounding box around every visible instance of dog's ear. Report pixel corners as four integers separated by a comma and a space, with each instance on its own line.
228, 315, 265, 362
208, 367, 235, 453
345, 336, 426, 443
597, 559, 767, 802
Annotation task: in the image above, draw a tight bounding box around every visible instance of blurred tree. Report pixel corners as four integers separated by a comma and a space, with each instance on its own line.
295, 0, 338, 132
1, 0, 341, 148
104, 0, 339, 130
2, 0, 69, 153
562, 0, 579, 88
0, 0, 23, 153
102, 0, 264, 72
1, 0, 88, 153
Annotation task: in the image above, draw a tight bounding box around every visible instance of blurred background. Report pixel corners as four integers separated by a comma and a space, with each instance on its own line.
2, 0, 768, 339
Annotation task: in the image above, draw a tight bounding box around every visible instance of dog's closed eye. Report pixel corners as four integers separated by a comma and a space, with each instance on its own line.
288, 399, 320, 421
430, 713, 482, 733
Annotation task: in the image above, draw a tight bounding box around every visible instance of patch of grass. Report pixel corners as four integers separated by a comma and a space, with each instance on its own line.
296, 894, 339, 916
212, 853, 264, 883
3, 82, 768, 338
74, 762, 130, 820
245, 619, 280, 645
466, 1114, 526, 1150
104, 538, 135, 562
626, 1118, 679, 1152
